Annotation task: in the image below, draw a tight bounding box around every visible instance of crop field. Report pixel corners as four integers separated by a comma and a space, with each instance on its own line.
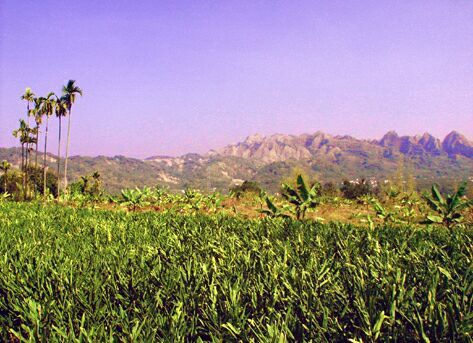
0, 201, 471, 341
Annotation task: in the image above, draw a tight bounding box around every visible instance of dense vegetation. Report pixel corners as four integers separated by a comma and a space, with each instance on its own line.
0, 201, 471, 341
2, 82, 472, 341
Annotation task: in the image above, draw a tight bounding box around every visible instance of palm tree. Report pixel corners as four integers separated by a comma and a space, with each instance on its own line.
12, 120, 28, 173
62, 80, 83, 191
41, 92, 56, 195
55, 96, 67, 196
20, 88, 35, 126
25, 127, 37, 171
31, 97, 44, 168
1, 160, 11, 192
12, 120, 35, 199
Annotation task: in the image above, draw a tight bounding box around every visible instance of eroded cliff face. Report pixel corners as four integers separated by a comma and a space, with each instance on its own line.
442, 131, 473, 158
217, 130, 472, 163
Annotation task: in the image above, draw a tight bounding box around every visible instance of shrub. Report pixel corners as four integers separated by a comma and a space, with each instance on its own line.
340, 179, 374, 200
230, 181, 262, 198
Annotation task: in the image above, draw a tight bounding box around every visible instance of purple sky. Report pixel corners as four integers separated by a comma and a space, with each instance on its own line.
1, 0, 472, 158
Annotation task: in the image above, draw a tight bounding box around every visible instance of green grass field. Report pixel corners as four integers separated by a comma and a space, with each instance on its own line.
0, 201, 471, 341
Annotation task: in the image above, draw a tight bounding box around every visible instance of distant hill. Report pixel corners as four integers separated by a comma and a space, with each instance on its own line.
1, 131, 472, 193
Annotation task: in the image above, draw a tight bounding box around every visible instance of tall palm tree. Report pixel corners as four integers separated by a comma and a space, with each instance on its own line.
31, 97, 44, 168
25, 127, 37, 171
25, 128, 37, 199
62, 80, 83, 191
12, 120, 35, 199
55, 96, 67, 196
12, 120, 28, 173
1, 160, 11, 192
20, 88, 35, 126
41, 92, 56, 195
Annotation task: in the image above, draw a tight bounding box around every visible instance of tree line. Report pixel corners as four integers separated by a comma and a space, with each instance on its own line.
8, 80, 82, 199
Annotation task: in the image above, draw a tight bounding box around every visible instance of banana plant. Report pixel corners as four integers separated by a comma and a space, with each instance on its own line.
400, 193, 420, 224
203, 193, 222, 213
372, 200, 397, 224
119, 188, 150, 212
260, 196, 291, 219
182, 188, 203, 212
281, 175, 319, 220
423, 182, 473, 230
153, 186, 169, 206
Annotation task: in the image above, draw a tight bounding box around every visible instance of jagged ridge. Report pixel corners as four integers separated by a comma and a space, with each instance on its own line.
216, 131, 472, 163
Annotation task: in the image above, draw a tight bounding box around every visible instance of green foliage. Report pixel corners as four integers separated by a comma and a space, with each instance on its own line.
26, 166, 58, 197
423, 182, 473, 229
69, 171, 103, 199
119, 188, 150, 211
229, 180, 262, 199
282, 175, 319, 219
0, 166, 57, 200
0, 192, 11, 202
384, 185, 402, 203
340, 179, 375, 200
180, 188, 204, 213
0, 202, 471, 341
260, 196, 291, 219
372, 200, 397, 224
321, 181, 339, 197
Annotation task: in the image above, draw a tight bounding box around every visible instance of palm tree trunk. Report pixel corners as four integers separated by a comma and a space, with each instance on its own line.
57, 116, 62, 196
35, 129, 39, 168
24, 143, 29, 200
21, 143, 24, 196
21, 143, 24, 172
43, 116, 49, 196
64, 107, 72, 191
26, 103, 30, 126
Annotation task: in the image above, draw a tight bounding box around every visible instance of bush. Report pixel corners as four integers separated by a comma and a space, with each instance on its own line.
321, 181, 339, 197
0, 166, 57, 198
0, 170, 23, 198
340, 179, 375, 199
69, 172, 103, 198
230, 180, 262, 198
26, 166, 58, 197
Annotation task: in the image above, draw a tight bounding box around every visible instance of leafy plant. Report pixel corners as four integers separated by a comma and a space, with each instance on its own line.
423, 182, 473, 229
181, 188, 204, 213
0, 192, 11, 201
119, 188, 150, 211
399, 192, 420, 224
340, 179, 374, 200
281, 175, 319, 220
0, 160, 11, 192
229, 181, 262, 199
0, 201, 471, 341
372, 200, 397, 224
260, 196, 291, 219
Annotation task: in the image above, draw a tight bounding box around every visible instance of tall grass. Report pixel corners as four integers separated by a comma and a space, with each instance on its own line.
0, 202, 471, 341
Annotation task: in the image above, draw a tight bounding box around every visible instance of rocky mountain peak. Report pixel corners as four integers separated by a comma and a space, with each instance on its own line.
244, 133, 264, 145
442, 131, 473, 157
379, 131, 400, 147
418, 132, 442, 154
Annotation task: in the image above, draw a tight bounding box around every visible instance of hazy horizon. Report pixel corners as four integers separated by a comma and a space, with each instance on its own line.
1, 0, 472, 158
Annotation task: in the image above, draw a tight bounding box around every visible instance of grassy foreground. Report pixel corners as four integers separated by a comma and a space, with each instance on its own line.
0, 202, 471, 341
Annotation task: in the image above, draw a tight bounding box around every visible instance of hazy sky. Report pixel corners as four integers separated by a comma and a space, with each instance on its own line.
1, 0, 472, 158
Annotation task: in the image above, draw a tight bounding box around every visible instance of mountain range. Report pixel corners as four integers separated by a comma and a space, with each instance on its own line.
1, 130, 472, 193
